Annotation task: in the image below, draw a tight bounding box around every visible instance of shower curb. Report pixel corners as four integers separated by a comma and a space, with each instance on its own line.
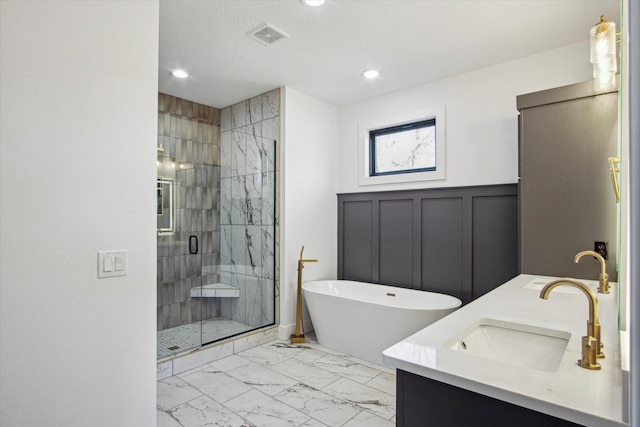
157, 325, 279, 380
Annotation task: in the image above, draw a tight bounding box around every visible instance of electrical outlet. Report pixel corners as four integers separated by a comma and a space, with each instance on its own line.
594, 241, 608, 260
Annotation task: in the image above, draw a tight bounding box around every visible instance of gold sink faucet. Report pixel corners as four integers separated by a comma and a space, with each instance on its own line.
574, 250, 609, 294
539, 278, 603, 370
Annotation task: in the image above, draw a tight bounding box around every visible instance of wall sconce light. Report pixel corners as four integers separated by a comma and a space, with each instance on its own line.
589, 15, 617, 92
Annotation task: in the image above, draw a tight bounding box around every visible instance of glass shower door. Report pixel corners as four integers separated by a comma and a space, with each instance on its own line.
157, 150, 205, 359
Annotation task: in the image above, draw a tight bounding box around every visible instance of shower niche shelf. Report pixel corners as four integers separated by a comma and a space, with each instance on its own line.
190, 283, 240, 298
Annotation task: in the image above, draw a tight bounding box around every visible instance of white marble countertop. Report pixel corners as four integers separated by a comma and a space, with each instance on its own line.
383, 274, 626, 427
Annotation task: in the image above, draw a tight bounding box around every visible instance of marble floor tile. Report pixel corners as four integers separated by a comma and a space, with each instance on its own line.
342, 409, 395, 427
346, 355, 396, 375
322, 377, 396, 420
312, 353, 383, 384
270, 357, 341, 390
157, 408, 183, 427
225, 389, 311, 427
208, 354, 252, 373
158, 338, 397, 427
157, 376, 204, 410
166, 395, 254, 427
264, 340, 312, 354
275, 383, 360, 427
366, 371, 397, 396
180, 367, 253, 403
227, 362, 298, 396
291, 347, 331, 365
299, 418, 330, 427
236, 344, 292, 366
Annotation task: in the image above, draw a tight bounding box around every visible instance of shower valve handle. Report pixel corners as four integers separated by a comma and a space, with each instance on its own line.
189, 235, 198, 255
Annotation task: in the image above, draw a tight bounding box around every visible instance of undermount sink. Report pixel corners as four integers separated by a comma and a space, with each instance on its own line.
448, 318, 571, 372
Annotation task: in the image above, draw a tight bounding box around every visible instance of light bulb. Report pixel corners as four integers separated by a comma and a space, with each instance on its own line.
363, 69, 380, 79
171, 69, 189, 79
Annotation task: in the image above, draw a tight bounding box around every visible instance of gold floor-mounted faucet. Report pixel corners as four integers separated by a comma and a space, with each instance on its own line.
291, 246, 317, 344
575, 250, 609, 294
539, 278, 604, 370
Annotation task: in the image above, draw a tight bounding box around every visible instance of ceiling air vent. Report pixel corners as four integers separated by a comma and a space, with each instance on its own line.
249, 24, 289, 46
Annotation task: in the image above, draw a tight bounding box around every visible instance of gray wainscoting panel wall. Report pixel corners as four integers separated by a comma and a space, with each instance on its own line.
338, 185, 518, 304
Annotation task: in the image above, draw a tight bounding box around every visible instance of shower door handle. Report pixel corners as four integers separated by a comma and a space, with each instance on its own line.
189, 235, 198, 255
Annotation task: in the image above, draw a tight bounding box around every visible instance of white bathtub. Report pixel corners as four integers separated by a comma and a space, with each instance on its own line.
302, 280, 461, 364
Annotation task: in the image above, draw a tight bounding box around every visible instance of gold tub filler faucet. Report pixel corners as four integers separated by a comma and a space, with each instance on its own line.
539, 278, 604, 370
291, 246, 317, 344
574, 250, 609, 294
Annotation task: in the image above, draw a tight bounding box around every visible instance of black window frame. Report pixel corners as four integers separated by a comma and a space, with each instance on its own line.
369, 118, 436, 177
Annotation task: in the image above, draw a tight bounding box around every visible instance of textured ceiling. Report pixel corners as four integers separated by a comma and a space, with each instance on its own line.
158, 0, 620, 109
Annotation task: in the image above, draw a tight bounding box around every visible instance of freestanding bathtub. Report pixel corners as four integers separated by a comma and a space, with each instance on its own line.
302, 280, 461, 364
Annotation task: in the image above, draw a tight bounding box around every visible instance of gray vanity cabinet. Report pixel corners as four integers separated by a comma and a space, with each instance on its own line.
396, 370, 583, 426
518, 80, 619, 280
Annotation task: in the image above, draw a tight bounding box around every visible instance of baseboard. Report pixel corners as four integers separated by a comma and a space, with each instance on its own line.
278, 317, 314, 340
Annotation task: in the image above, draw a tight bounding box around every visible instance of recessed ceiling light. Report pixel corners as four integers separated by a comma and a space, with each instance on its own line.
171, 69, 189, 79
301, 0, 325, 6
362, 69, 380, 79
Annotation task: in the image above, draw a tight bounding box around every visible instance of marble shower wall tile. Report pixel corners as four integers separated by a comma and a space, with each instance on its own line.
260, 137, 277, 173
220, 131, 232, 178
262, 89, 280, 120
231, 101, 248, 130
262, 277, 275, 325
229, 273, 246, 324
261, 172, 276, 225
220, 177, 232, 225
245, 225, 262, 274
230, 175, 248, 225
262, 117, 279, 142
261, 226, 275, 279
249, 95, 263, 124
245, 134, 262, 175
230, 131, 245, 177
245, 174, 261, 225
230, 225, 247, 274
219, 89, 280, 331
220, 225, 232, 272
245, 276, 262, 327
221, 107, 231, 132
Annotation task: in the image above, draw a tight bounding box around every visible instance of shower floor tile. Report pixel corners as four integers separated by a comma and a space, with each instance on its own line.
157, 318, 255, 359
157, 335, 396, 427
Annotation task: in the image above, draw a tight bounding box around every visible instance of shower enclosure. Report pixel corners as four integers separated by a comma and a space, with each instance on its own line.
157, 91, 279, 359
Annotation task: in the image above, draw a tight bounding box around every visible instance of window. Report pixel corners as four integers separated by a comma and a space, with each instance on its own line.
370, 118, 436, 176
359, 107, 445, 186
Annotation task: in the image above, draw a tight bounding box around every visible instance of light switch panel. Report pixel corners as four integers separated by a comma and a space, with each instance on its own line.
98, 250, 127, 278
103, 256, 114, 272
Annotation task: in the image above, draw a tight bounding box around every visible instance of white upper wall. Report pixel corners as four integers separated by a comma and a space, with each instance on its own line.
280, 87, 339, 338
0, 2, 159, 426
338, 42, 594, 193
